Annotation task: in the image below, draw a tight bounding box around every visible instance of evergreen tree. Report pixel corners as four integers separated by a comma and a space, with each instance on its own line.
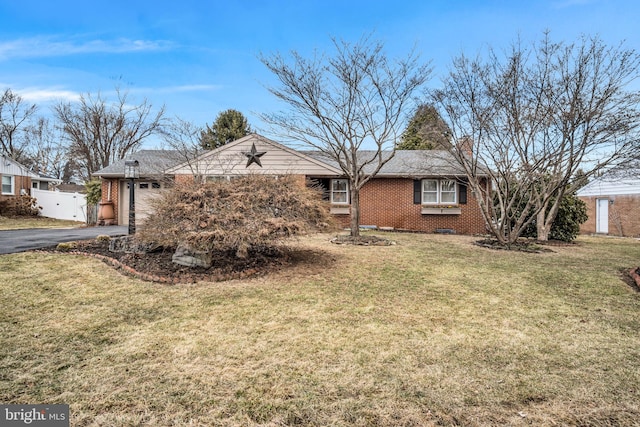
397, 104, 451, 150
200, 109, 252, 149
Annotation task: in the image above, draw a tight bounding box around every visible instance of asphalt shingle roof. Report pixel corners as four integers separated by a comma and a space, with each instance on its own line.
93, 150, 185, 177
304, 150, 468, 177
94, 148, 469, 178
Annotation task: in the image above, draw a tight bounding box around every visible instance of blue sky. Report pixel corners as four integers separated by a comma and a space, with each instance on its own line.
1, 0, 638, 148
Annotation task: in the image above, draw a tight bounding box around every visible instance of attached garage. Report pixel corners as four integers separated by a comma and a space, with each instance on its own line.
93, 150, 183, 226
118, 180, 166, 226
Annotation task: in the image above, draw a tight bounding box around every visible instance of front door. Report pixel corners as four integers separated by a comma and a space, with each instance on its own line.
596, 198, 609, 234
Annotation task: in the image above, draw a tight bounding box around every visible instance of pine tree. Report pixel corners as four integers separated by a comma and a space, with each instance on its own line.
200, 109, 252, 149
397, 104, 451, 150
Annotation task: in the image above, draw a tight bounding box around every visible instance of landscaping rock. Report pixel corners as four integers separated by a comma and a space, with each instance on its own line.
109, 236, 160, 254
172, 244, 213, 268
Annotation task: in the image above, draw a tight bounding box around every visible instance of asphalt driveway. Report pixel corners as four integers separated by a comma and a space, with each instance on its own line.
0, 226, 128, 255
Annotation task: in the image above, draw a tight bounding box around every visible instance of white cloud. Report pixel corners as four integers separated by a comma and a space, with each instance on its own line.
3, 84, 220, 105
13, 87, 81, 103
0, 36, 174, 60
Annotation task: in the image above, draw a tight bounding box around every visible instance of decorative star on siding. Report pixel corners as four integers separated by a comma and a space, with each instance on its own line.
243, 143, 267, 168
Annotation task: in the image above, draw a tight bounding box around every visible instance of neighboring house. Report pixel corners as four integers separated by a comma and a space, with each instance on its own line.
0, 154, 60, 200
577, 165, 640, 237
93, 134, 488, 234
1, 154, 81, 220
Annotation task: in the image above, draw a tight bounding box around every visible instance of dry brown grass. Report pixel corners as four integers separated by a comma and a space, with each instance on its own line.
1, 233, 639, 426
0, 215, 83, 230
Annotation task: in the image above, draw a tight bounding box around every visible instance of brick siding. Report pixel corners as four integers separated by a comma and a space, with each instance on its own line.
100, 179, 120, 224
333, 178, 487, 234
174, 174, 194, 185
101, 175, 489, 235
579, 195, 640, 237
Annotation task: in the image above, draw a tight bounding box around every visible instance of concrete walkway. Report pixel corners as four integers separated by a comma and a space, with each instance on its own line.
0, 226, 128, 255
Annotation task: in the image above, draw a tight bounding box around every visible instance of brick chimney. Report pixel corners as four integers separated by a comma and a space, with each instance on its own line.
456, 136, 473, 157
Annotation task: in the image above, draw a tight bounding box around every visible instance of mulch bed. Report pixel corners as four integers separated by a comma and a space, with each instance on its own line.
474, 238, 561, 253
330, 235, 395, 246
42, 239, 323, 284
629, 267, 640, 290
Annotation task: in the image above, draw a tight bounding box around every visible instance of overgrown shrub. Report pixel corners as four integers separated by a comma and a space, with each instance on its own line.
0, 195, 41, 216
138, 175, 334, 257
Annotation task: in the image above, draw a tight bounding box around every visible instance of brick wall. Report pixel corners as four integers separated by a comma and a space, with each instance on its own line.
579, 195, 640, 237
174, 174, 194, 185
333, 178, 487, 234
100, 179, 120, 224
0, 174, 32, 198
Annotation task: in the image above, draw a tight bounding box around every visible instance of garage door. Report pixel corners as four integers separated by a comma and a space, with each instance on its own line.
119, 180, 165, 226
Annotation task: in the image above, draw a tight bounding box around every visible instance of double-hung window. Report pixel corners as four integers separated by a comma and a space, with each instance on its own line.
2, 175, 14, 195
331, 179, 349, 204
422, 179, 457, 205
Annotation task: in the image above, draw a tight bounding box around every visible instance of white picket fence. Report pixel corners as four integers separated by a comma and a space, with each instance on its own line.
31, 188, 88, 222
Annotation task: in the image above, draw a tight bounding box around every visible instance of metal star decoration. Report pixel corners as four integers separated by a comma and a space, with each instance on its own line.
243, 143, 267, 167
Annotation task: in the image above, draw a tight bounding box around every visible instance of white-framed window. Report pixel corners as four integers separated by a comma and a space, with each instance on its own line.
331, 179, 349, 204
2, 175, 14, 195
422, 179, 457, 205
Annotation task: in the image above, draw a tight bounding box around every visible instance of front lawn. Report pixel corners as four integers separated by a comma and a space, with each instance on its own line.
0, 215, 84, 230
1, 233, 639, 426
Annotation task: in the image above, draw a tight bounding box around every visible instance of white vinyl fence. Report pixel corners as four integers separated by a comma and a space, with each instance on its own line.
31, 189, 88, 222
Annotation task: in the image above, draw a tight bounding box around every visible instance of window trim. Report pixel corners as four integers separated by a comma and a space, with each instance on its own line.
421, 179, 458, 205
330, 178, 349, 205
2, 175, 14, 195
439, 179, 457, 204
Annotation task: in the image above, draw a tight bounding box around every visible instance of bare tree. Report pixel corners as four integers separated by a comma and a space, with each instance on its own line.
0, 89, 38, 163
160, 117, 247, 182
22, 117, 67, 179
433, 33, 640, 244
54, 87, 165, 181
261, 35, 431, 237
160, 117, 209, 180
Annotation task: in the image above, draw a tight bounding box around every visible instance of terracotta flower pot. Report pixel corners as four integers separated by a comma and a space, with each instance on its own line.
98, 201, 115, 223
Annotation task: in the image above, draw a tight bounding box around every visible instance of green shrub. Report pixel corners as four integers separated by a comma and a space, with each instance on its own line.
56, 241, 78, 251
85, 180, 102, 205
522, 192, 588, 242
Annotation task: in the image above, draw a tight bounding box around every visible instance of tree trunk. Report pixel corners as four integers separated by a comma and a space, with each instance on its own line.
537, 193, 563, 242
537, 209, 551, 241
349, 187, 360, 237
